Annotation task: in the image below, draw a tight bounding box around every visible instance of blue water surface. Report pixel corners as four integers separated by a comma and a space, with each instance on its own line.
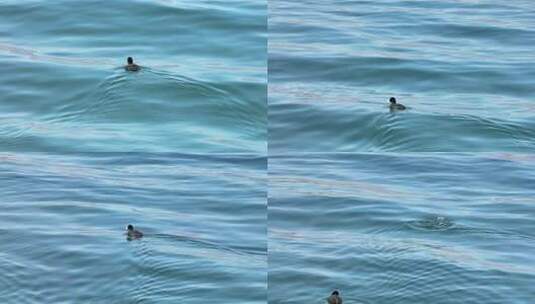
0, 0, 266, 153
269, 153, 535, 304
0, 153, 266, 303
269, 0, 535, 152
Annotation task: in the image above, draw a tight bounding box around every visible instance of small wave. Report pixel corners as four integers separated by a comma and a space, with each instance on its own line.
42, 66, 263, 141
271, 104, 535, 152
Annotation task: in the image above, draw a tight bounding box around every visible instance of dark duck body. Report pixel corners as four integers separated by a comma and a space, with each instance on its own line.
124, 57, 140, 72
389, 97, 406, 111
327, 290, 342, 304
126, 224, 143, 239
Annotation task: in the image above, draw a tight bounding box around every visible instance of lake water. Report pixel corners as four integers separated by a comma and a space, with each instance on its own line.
269, 153, 535, 303
0, 153, 266, 303
269, 0, 535, 152
0, 0, 266, 153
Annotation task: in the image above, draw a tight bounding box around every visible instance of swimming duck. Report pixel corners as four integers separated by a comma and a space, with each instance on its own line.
124, 57, 140, 72
389, 97, 406, 111
126, 224, 143, 239
327, 290, 342, 304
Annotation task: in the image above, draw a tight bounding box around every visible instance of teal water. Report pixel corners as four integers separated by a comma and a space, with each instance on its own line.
268, 3, 535, 302
269, 153, 535, 303
0, 153, 266, 303
3, 0, 535, 303
0, 0, 266, 153
0, 1, 268, 302
269, 0, 535, 152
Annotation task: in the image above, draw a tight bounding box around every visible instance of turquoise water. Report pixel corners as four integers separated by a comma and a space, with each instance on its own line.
0, 0, 266, 153
1, 153, 266, 303
269, 0, 535, 152
269, 153, 535, 303
268, 3, 535, 301
0, 1, 267, 302
3, 0, 535, 303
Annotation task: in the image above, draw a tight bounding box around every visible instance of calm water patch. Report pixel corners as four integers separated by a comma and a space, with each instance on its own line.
269, 0, 535, 152
268, 153, 535, 303
0, 153, 266, 303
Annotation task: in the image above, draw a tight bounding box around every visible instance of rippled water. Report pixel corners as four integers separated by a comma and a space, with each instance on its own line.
0, 1, 267, 302
3, 0, 535, 303
268, 3, 535, 301
0, 153, 266, 303
269, 153, 535, 303
0, 0, 266, 152
269, 0, 535, 152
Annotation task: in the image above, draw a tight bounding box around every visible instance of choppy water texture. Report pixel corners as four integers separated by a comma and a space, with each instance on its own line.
0, 153, 266, 303
0, 0, 266, 152
269, 153, 535, 304
269, 0, 535, 152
